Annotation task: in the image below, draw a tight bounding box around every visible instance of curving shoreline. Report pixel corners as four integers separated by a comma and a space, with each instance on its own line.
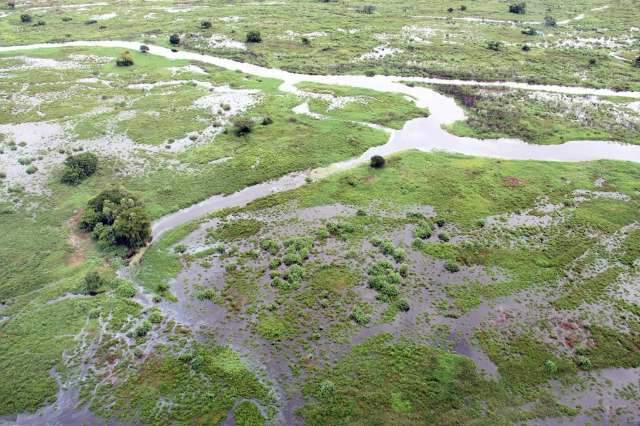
2, 41, 640, 239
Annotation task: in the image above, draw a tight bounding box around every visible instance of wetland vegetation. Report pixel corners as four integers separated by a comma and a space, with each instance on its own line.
1, 1, 640, 425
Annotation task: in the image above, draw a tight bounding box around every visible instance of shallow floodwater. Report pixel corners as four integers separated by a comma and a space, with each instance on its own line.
2, 41, 640, 237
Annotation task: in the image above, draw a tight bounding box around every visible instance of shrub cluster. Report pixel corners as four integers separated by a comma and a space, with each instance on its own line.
270, 237, 314, 290
368, 260, 402, 301
80, 188, 151, 250
350, 303, 372, 324
371, 238, 405, 262
61, 152, 98, 185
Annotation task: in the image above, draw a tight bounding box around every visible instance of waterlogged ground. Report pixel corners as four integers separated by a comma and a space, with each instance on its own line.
126, 152, 640, 424
0, 1, 640, 425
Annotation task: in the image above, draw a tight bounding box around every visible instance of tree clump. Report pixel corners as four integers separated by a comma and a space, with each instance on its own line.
61, 152, 98, 185
115, 50, 134, 67
80, 188, 151, 250
246, 31, 262, 43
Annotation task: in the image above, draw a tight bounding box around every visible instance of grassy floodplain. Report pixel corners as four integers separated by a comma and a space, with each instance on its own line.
0, 0, 640, 424
1, 0, 639, 89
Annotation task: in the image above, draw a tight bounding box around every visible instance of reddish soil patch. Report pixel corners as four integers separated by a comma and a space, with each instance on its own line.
503, 176, 527, 187
66, 209, 90, 267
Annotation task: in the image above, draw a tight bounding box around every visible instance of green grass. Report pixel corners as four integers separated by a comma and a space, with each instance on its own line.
296, 82, 428, 129
478, 332, 577, 393
553, 267, 623, 309
91, 343, 271, 425
300, 333, 573, 424
0, 293, 141, 415
234, 401, 266, 426
134, 222, 199, 294
428, 85, 640, 145
209, 219, 263, 241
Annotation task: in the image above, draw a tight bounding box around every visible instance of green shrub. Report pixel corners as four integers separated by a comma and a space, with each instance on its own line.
576, 356, 592, 370
260, 239, 279, 255
83, 270, 105, 295
169, 33, 180, 45
148, 309, 163, 324
201, 20, 212, 29
284, 264, 305, 285
232, 117, 254, 136
544, 359, 558, 375
116, 50, 134, 67
370, 155, 385, 168
116, 281, 136, 298
246, 31, 262, 43
61, 152, 98, 185
20, 14, 32, 23
509, 2, 526, 14
396, 299, 410, 312
415, 222, 432, 239
444, 261, 460, 273
438, 232, 450, 242
283, 252, 302, 266
399, 263, 409, 277
135, 320, 152, 337
350, 304, 371, 325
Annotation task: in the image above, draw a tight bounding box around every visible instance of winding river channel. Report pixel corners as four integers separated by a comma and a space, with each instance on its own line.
3, 41, 640, 426
2, 41, 640, 236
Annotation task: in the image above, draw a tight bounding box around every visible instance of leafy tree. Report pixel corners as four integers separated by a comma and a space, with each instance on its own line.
139, 44, 150, 53
246, 31, 262, 43
169, 33, 180, 45
201, 20, 212, 29
635, 56, 640, 68
80, 188, 151, 250
20, 14, 32, 23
